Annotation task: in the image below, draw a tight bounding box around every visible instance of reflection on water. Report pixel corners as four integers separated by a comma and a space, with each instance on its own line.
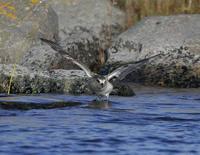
86, 100, 112, 109
0, 87, 200, 155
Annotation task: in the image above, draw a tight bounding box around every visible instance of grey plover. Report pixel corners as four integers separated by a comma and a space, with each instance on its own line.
41, 38, 163, 101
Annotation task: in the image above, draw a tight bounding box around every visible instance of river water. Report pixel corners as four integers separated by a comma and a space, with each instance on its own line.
0, 86, 200, 155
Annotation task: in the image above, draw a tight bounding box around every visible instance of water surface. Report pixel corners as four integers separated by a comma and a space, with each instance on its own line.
0, 86, 200, 155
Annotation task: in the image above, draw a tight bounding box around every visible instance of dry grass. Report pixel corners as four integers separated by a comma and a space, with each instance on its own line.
7, 64, 16, 95
115, 0, 200, 28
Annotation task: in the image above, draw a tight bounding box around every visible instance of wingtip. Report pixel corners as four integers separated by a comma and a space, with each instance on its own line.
40, 38, 45, 41
40, 38, 52, 43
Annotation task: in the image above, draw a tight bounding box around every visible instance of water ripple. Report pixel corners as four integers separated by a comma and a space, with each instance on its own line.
0, 89, 200, 154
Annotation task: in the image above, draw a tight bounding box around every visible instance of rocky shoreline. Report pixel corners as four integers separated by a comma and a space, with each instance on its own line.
107, 15, 200, 88
0, 0, 199, 96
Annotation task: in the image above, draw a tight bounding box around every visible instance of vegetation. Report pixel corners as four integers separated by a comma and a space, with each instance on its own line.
7, 64, 16, 95
114, 0, 200, 27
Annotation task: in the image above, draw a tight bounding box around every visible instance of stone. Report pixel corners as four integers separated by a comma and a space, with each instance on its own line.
107, 15, 200, 88
0, 64, 135, 96
111, 82, 135, 96
0, 64, 87, 94
0, 0, 58, 64
0, 95, 82, 110
50, 0, 125, 70
20, 45, 62, 71
20, 0, 125, 72
53, 28, 102, 71
49, 69, 88, 94
51, 0, 125, 42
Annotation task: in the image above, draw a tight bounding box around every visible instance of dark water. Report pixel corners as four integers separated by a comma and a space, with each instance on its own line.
0, 87, 200, 155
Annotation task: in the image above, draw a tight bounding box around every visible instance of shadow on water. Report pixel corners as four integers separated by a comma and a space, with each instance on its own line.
0, 95, 83, 110
0, 94, 117, 110
83, 100, 112, 109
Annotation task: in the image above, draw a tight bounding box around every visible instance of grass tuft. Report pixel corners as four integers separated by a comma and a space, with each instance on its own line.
7, 64, 16, 95
114, 0, 200, 27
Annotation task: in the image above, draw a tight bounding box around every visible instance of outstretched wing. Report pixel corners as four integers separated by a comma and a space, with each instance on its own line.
62, 55, 93, 78
106, 53, 163, 80
40, 38, 93, 78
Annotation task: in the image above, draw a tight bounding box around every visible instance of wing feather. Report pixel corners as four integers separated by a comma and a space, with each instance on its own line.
40, 38, 93, 78
106, 53, 164, 80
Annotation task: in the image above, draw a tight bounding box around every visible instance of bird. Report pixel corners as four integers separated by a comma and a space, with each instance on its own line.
40, 38, 163, 101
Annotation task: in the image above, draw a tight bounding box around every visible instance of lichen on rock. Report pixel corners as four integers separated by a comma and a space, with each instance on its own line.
107, 15, 200, 88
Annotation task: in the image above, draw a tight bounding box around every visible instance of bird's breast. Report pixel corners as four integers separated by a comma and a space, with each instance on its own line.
88, 78, 113, 95
88, 78, 102, 91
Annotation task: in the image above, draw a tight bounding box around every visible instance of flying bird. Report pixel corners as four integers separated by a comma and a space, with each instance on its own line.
41, 38, 163, 101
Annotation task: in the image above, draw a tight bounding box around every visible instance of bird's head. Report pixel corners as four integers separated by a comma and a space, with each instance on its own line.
96, 78, 106, 86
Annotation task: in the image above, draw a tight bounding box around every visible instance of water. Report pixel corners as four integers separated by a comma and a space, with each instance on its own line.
0, 86, 200, 155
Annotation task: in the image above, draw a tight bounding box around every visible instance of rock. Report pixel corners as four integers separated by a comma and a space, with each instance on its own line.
50, 0, 125, 70
51, 0, 125, 43
111, 82, 135, 96
0, 95, 82, 110
21, 0, 125, 72
0, 64, 87, 94
43, 28, 102, 71
0, 64, 135, 96
49, 69, 88, 94
0, 0, 58, 64
107, 15, 200, 88
20, 45, 62, 71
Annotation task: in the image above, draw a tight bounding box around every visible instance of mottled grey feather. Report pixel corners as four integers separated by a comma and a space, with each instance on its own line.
40, 38, 93, 78
107, 53, 163, 80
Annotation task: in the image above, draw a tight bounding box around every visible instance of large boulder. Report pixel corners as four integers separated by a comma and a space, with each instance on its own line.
51, 0, 125, 44
0, 0, 58, 64
20, 0, 125, 72
108, 15, 200, 88
49, 0, 125, 70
